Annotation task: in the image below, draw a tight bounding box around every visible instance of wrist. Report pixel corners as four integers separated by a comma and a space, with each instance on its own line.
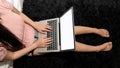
32, 42, 39, 49
33, 22, 39, 31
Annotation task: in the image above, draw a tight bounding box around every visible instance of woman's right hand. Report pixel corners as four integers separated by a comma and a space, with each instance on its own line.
35, 37, 53, 48
34, 22, 52, 34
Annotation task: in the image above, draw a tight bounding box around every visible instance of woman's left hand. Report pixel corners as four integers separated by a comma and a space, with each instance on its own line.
34, 22, 52, 34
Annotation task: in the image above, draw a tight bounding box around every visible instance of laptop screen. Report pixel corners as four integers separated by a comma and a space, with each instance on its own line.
60, 7, 75, 50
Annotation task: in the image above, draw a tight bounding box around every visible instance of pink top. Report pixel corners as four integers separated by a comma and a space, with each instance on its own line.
0, 0, 34, 61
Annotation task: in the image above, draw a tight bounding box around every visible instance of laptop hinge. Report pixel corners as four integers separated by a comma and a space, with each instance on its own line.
59, 18, 61, 51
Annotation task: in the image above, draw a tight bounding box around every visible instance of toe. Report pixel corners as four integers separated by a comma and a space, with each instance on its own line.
104, 42, 112, 51
105, 29, 110, 37
101, 29, 110, 37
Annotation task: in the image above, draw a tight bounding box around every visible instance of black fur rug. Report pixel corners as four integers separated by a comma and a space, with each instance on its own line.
14, 0, 120, 68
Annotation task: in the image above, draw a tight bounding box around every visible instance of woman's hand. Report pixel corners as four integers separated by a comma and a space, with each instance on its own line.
35, 37, 53, 48
34, 22, 52, 34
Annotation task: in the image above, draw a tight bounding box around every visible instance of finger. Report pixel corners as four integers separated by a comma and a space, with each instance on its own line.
45, 24, 52, 28
46, 39, 53, 43
42, 29, 51, 32
43, 37, 49, 40
44, 42, 52, 47
46, 23, 50, 26
45, 26, 52, 30
41, 32, 46, 34
44, 38, 52, 43
46, 41, 53, 45
46, 37, 53, 40
41, 31, 47, 34
43, 23, 49, 27
43, 45, 49, 48
45, 29, 51, 32
44, 38, 52, 41
47, 27, 52, 31
44, 24, 51, 27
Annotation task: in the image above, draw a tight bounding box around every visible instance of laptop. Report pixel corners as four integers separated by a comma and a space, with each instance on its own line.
37, 7, 75, 52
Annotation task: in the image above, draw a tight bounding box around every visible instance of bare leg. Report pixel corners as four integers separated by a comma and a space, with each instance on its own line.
74, 26, 112, 52
33, 26, 112, 55
75, 41, 112, 52
33, 49, 46, 56
74, 26, 109, 37
33, 41, 112, 55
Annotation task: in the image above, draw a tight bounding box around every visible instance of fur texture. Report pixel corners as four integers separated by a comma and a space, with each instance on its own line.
14, 0, 120, 68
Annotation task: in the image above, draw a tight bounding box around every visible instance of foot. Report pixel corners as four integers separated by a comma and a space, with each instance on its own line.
96, 42, 112, 52
95, 29, 110, 37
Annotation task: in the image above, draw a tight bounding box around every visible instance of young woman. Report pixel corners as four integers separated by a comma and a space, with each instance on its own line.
0, 0, 52, 68
0, 0, 112, 65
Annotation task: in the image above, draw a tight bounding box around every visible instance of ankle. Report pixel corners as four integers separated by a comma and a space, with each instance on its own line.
94, 46, 102, 52
92, 28, 99, 34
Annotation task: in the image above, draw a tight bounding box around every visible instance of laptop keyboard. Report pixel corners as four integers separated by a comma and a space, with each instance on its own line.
47, 20, 58, 50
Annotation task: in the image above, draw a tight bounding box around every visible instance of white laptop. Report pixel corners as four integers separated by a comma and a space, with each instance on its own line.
37, 7, 75, 52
